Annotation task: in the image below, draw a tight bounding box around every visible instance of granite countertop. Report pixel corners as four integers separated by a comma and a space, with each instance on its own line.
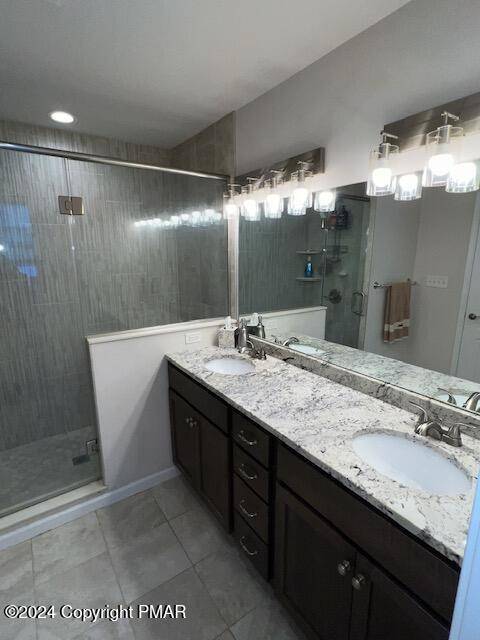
166, 346, 480, 566
270, 333, 480, 406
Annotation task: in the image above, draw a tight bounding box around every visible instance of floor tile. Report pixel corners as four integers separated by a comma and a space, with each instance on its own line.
131, 567, 226, 640
170, 506, 230, 564
152, 475, 200, 520
0, 541, 33, 598
0, 589, 36, 640
32, 512, 106, 585
36, 552, 123, 640
71, 618, 135, 639
230, 602, 305, 640
0, 542, 35, 640
195, 547, 271, 626
216, 632, 235, 640
97, 491, 165, 549
109, 522, 191, 603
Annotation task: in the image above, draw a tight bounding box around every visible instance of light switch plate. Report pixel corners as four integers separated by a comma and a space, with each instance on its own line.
426, 275, 448, 288
185, 332, 201, 344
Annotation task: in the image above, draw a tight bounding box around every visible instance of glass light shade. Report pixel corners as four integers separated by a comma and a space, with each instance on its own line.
264, 192, 283, 218
394, 173, 422, 201
446, 162, 479, 193
288, 186, 311, 216
242, 197, 260, 221
314, 190, 336, 213
190, 210, 202, 226
366, 151, 398, 196
223, 194, 239, 220
169, 215, 180, 227
422, 125, 463, 187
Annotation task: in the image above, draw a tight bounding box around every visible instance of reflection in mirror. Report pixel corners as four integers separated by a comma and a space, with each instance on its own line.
239, 181, 480, 414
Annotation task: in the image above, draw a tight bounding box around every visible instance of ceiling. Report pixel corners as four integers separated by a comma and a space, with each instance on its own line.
0, 0, 410, 148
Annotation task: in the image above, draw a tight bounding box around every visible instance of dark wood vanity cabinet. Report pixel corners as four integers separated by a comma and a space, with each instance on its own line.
169, 369, 230, 529
168, 364, 458, 640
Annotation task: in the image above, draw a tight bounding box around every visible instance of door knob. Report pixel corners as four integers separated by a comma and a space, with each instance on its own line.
351, 574, 366, 590
337, 560, 351, 576
469, 313, 478, 320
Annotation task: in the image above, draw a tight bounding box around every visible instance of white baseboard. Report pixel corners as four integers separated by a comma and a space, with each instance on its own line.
0, 466, 179, 552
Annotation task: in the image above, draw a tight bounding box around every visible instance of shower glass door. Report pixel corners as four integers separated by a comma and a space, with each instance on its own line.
0, 150, 101, 517
0, 148, 227, 518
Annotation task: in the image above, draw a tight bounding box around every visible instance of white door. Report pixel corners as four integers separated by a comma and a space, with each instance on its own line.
456, 222, 480, 383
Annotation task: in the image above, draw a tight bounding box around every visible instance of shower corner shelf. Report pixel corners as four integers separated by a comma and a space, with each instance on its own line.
296, 276, 323, 282
296, 249, 322, 255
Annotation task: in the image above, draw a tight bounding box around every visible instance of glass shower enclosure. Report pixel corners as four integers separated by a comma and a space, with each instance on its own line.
0, 144, 227, 518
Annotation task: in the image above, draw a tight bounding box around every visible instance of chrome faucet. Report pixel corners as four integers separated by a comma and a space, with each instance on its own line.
464, 392, 480, 412
283, 336, 299, 347
409, 402, 466, 447
239, 339, 267, 360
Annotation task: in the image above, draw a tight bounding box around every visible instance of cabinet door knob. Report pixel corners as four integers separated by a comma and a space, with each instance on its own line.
184, 417, 196, 428
469, 313, 478, 320
351, 574, 366, 591
337, 560, 351, 577
237, 430, 257, 446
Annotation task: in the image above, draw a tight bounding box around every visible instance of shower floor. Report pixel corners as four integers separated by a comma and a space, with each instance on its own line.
0, 426, 100, 518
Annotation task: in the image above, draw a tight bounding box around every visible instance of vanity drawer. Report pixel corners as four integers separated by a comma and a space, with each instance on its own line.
233, 475, 269, 543
233, 445, 269, 502
277, 443, 459, 623
234, 512, 269, 580
168, 364, 228, 434
232, 412, 270, 467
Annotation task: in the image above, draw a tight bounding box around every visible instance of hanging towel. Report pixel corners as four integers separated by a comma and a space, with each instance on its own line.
383, 281, 411, 343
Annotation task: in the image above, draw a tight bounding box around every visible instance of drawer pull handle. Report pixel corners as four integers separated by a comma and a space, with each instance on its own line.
239, 500, 257, 519
351, 574, 366, 591
239, 535, 258, 556
237, 430, 257, 446
337, 560, 351, 577
238, 464, 258, 481
184, 417, 197, 428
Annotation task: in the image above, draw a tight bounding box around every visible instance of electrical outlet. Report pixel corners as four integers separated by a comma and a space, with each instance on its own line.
425, 275, 448, 288
185, 332, 201, 344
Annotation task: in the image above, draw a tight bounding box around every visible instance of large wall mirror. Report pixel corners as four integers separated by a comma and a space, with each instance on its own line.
239, 174, 480, 416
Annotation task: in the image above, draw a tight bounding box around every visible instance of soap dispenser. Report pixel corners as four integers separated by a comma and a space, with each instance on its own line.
304, 255, 313, 278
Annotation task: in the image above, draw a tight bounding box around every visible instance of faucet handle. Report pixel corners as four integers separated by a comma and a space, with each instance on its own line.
445, 422, 468, 447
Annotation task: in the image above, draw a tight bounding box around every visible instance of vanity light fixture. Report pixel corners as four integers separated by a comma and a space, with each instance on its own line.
446, 161, 479, 193
241, 178, 260, 221
223, 184, 240, 220
49, 110, 76, 124
394, 173, 422, 201
264, 170, 285, 219
422, 112, 463, 187
314, 189, 336, 213
288, 162, 312, 215
366, 131, 399, 197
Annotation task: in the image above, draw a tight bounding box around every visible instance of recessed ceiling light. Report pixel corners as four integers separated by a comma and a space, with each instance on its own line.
49, 111, 76, 124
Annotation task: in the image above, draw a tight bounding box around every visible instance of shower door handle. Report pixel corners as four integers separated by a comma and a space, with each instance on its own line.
351, 291, 366, 316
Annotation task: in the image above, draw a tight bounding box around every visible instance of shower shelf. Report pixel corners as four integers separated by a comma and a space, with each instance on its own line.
296, 250, 323, 255
296, 277, 323, 282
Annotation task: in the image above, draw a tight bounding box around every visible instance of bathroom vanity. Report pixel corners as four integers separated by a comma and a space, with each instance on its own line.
167, 348, 480, 640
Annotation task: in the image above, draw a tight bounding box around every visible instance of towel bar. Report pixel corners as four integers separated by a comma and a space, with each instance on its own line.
373, 279, 417, 289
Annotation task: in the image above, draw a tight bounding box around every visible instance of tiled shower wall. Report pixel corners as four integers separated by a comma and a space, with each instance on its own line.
0, 120, 228, 451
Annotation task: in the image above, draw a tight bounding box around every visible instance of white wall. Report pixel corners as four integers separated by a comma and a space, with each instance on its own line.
236, 0, 480, 187
88, 319, 224, 490
363, 198, 421, 358
249, 307, 326, 340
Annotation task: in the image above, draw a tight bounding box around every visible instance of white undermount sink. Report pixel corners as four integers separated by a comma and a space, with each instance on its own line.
290, 343, 325, 356
205, 357, 255, 375
352, 432, 471, 496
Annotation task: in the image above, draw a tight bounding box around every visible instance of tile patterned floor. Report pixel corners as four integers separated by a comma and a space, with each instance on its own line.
0, 475, 306, 640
